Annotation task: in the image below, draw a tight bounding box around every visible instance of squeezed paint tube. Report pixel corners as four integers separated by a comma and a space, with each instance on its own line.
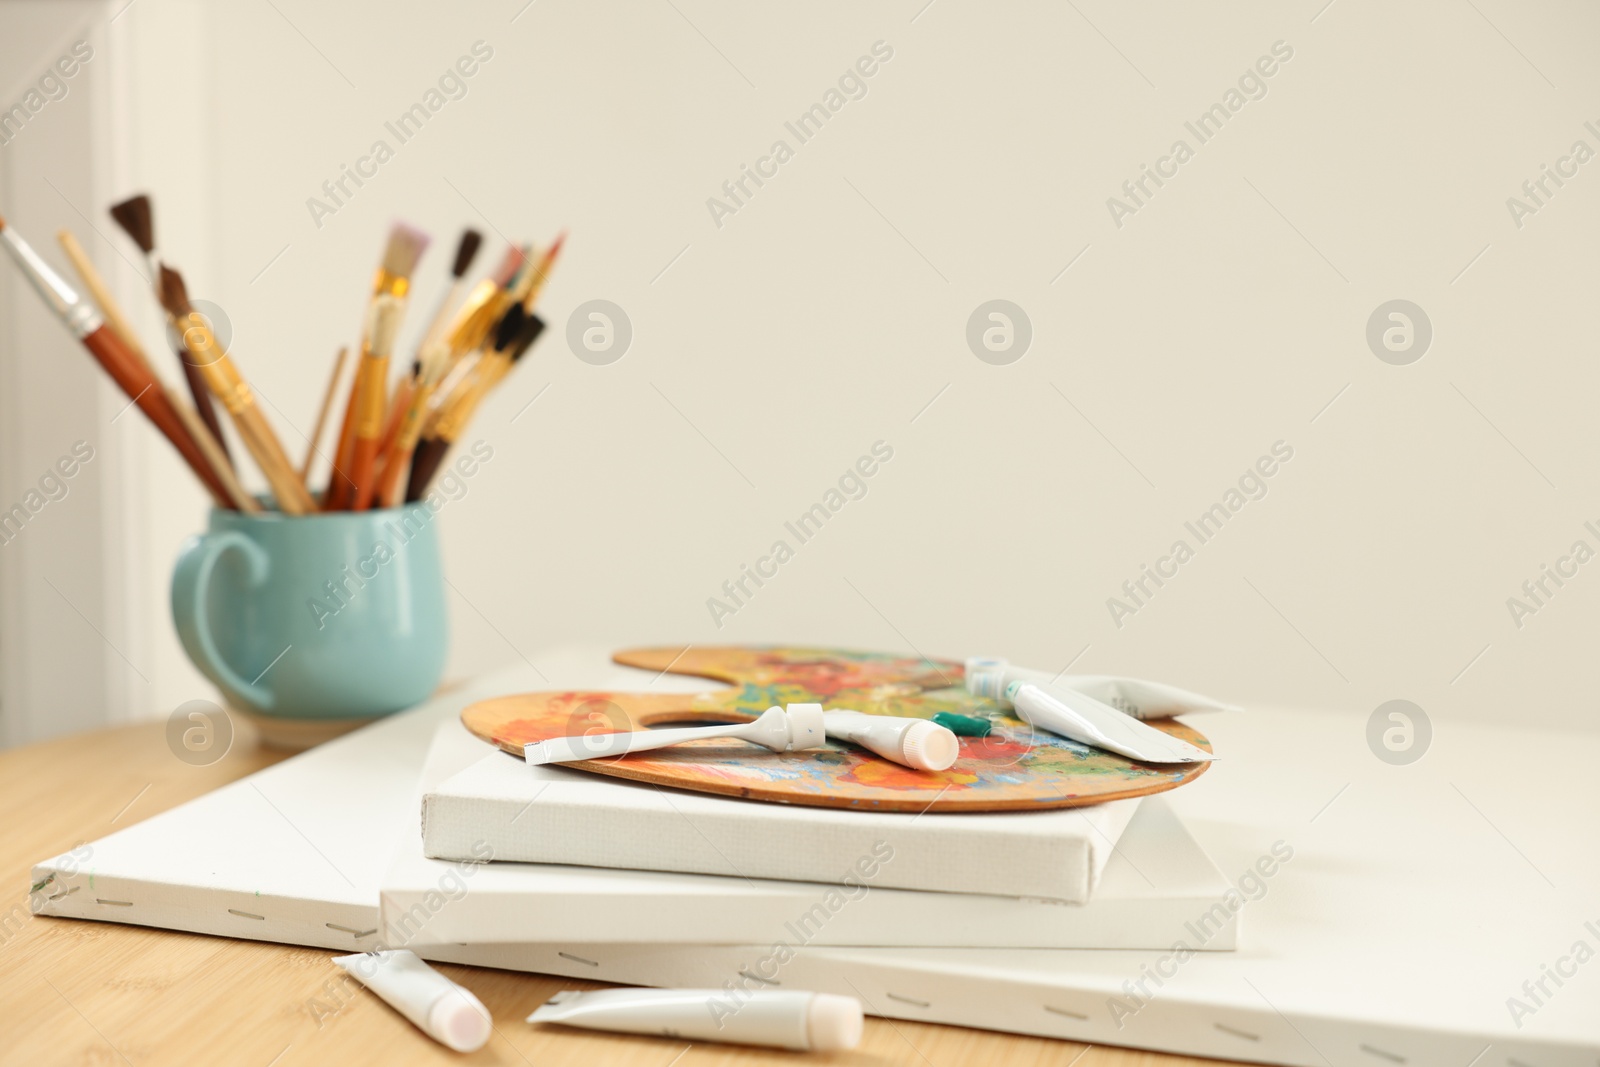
527, 987, 863, 1051
823, 709, 959, 771
1005, 680, 1216, 764
331, 950, 491, 1053
965, 658, 1238, 719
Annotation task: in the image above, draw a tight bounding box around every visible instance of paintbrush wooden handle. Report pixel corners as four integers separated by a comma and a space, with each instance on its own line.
227, 401, 315, 515
57, 231, 153, 376
177, 327, 316, 515
324, 362, 365, 510
170, 388, 258, 512
81, 325, 232, 504
231, 405, 316, 515
300, 346, 349, 487
375, 381, 433, 508
348, 436, 380, 511
176, 349, 231, 464
405, 437, 450, 503
347, 353, 390, 510
351, 379, 410, 510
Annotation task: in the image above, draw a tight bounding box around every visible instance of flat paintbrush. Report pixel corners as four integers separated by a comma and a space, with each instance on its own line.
0, 215, 231, 505
346, 224, 429, 511
159, 266, 317, 515
110, 194, 232, 466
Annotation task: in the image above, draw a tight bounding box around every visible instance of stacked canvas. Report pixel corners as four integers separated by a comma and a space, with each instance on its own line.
32, 648, 1600, 1062
392, 723, 1237, 950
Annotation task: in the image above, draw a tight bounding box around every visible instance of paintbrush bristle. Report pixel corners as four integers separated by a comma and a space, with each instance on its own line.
157, 264, 194, 319
543, 231, 566, 267
380, 223, 430, 280
452, 229, 483, 279
110, 195, 154, 254
492, 304, 527, 352
506, 312, 546, 362
491, 244, 525, 287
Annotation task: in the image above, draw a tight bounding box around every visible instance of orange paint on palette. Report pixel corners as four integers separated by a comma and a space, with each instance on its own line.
460, 646, 1212, 814
838, 758, 980, 792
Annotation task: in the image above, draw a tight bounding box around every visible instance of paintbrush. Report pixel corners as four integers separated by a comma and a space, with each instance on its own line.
416, 228, 483, 376
330, 223, 429, 511
516, 231, 564, 312
54, 229, 248, 511
324, 227, 441, 511
429, 233, 559, 425
406, 305, 544, 501
300, 345, 350, 488
55, 231, 152, 370
172, 396, 260, 512
373, 231, 486, 508
423, 242, 535, 433
159, 266, 317, 515
371, 230, 483, 486
0, 215, 232, 505
426, 244, 527, 405
109, 194, 232, 466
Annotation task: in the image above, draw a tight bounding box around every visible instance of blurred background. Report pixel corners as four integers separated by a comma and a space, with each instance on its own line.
2, 0, 1596, 746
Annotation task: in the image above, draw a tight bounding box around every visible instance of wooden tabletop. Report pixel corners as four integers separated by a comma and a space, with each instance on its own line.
0, 721, 1237, 1066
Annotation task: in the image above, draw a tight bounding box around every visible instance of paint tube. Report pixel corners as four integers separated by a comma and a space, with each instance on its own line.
965, 658, 1237, 719
527, 987, 862, 1051
331, 950, 491, 1053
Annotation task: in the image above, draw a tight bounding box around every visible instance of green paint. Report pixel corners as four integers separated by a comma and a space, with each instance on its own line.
932, 711, 993, 737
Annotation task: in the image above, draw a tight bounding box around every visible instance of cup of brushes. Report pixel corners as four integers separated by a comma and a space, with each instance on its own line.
0, 200, 559, 746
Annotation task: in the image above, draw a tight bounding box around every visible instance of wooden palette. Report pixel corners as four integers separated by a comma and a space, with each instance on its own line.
459, 646, 1213, 813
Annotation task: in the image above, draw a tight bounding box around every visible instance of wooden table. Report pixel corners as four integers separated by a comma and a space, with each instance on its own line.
0, 722, 1238, 1066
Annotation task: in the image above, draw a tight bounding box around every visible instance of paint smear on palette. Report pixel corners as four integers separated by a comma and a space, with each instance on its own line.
461, 645, 1213, 813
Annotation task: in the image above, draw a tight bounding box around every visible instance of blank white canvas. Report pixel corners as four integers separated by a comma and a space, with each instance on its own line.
32, 646, 1600, 1064
388, 723, 1228, 950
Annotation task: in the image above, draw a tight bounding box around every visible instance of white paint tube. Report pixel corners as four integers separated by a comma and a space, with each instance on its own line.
965, 658, 1238, 719
527, 987, 863, 1051
331, 950, 491, 1053
1006, 681, 1217, 764
823, 709, 959, 771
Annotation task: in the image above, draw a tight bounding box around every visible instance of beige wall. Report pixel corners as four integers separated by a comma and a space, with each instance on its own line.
4, 0, 1598, 741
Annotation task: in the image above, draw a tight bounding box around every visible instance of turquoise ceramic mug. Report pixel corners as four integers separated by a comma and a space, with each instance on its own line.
171, 503, 448, 727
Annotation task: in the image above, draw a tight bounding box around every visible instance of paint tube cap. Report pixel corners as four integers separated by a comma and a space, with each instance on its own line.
429, 989, 492, 1053
785, 703, 826, 749
964, 656, 1006, 679
900, 719, 959, 772
966, 667, 1009, 702
806, 993, 864, 1051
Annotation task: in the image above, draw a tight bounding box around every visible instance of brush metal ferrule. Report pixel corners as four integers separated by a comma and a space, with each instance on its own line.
0, 227, 103, 338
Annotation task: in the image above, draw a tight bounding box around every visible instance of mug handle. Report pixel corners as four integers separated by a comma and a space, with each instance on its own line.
171, 531, 274, 712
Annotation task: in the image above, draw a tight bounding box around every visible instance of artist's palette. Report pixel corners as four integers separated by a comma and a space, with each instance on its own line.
459, 646, 1213, 813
